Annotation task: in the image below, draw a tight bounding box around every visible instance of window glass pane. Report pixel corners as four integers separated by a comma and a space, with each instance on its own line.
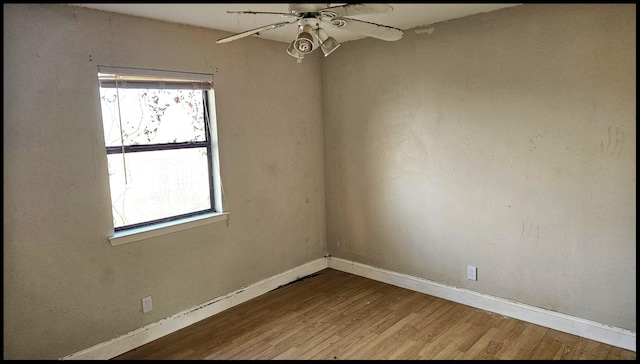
107, 148, 211, 228
99, 88, 206, 147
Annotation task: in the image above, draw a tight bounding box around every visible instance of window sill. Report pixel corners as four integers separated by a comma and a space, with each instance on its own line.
109, 212, 229, 246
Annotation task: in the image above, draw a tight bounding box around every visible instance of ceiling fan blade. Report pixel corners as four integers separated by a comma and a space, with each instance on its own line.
320, 4, 393, 17
216, 20, 296, 44
329, 17, 403, 41
226, 10, 299, 18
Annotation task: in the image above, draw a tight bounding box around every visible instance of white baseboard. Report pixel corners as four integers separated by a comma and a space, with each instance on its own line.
328, 257, 636, 352
62, 255, 635, 359
61, 258, 329, 360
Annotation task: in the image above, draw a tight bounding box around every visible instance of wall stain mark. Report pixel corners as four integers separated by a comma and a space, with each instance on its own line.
600, 126, 624, 157
520, 214, 529, 240
526, 133, 544, 179
464, 131, 477, 148
528, 133, 543, 152
415, 26, 435, 35
412, 133, 430, 165
521, 214, 539, 242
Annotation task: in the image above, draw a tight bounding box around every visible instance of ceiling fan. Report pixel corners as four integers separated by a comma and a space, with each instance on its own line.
216, 4, 404, 63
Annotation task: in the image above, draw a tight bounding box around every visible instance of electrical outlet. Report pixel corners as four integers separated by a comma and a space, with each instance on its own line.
467, 265, 477, 281
142, 296, 153, 313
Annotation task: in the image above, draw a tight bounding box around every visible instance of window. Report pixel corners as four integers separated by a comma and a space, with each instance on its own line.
97, 66, 225, 244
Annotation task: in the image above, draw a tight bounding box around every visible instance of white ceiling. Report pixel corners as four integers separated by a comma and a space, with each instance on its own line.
71, 3, 521, 44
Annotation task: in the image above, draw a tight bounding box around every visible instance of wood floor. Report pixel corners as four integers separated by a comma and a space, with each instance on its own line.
113, 268, 636, 360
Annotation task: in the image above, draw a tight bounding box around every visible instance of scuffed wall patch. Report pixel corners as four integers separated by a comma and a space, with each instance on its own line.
415, 26, 435, 35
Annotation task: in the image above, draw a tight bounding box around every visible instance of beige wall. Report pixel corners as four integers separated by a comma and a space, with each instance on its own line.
323, 3, 635, 333
3, 4, 326, 359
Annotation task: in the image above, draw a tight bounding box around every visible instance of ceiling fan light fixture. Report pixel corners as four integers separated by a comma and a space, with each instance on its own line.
286, 40, 298, 56
293, 25, 315, 54
320, 38, 340, 57
287, 40, 305, 62
316, 28, 340, 57
217, 4, 404, 63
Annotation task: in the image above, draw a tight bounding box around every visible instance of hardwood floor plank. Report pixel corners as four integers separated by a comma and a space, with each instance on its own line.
607, 346, 637, 360
429, 323, 476, 360
462, 320, 520, 359
497, 323, 549, 359
363, 313, 423, 359
417, 304, 481, 354
528, 328, 580, 359
271, 346, 301, 360
313, 328, 374, 360
568, 337, 612, 360
112, 269, 636, 360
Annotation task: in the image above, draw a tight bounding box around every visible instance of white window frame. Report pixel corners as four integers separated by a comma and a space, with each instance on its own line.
97, 66, 228, 246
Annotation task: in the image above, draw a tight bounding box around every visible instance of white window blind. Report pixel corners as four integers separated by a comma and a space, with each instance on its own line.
97, 66, 213, 90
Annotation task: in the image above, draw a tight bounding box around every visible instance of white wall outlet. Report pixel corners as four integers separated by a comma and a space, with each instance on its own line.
142, 296, 153, 313
467, 265, 477, 281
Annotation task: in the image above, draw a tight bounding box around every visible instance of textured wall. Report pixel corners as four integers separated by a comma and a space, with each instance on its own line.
4, 4, 326, 359
323, 4, 635, 332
